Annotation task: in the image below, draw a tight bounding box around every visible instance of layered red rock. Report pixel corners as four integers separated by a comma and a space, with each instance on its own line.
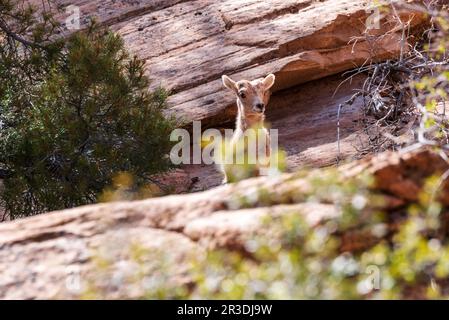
26, 0, 428, 190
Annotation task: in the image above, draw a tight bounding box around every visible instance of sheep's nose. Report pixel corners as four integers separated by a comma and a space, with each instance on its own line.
254, 103, 265, 113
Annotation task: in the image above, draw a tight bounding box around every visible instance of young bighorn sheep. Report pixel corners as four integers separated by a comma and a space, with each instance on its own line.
220, 74, 276, 183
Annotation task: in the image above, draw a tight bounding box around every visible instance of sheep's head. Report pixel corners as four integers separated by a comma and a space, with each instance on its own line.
222, 74, 276, 115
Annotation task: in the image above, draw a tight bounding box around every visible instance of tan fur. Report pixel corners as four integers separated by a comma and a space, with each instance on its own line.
221, 74, 276, 183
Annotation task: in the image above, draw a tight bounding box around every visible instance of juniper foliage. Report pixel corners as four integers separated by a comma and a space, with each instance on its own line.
0, 1, 176, 219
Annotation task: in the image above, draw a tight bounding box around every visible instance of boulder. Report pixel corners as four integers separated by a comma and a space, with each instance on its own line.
0, 146, 448, 299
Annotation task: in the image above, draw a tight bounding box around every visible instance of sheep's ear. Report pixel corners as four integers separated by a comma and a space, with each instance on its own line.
222, 75, 237, 92
262, 74, 276, 90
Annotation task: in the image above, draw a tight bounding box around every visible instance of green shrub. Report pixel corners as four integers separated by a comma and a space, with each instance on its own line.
0, 3, 176, 218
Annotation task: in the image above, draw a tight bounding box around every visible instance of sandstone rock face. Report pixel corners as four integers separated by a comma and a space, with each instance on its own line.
37, 0, 428, 190
135, 0, 425, 189
0, 146, 448, 299
109, 0, 425, 127
184, 74, 371, 190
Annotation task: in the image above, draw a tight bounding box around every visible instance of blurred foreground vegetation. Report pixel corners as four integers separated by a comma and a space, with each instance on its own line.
81, 168, 449, 299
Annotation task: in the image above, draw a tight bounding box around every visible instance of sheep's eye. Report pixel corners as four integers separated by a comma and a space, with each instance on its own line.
239, 91, 246, 99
